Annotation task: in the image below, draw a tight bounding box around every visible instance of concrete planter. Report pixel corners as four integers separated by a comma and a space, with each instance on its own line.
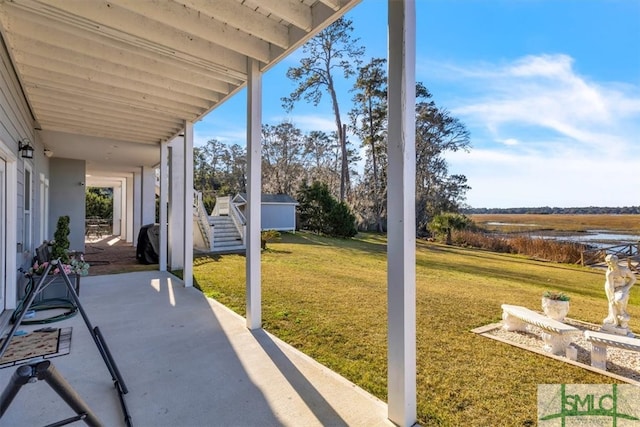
541, 297, 569, 321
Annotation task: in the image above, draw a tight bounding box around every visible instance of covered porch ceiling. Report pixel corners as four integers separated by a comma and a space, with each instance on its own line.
0, 0, 361, 177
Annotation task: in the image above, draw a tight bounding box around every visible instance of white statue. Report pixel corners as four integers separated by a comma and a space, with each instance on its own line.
602, 254, 636, 336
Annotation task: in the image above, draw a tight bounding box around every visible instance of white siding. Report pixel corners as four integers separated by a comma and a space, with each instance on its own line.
0, 37, 43, 311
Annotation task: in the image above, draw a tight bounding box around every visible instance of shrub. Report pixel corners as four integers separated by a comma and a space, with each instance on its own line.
261, 229, 281, 250
51, 215, 71, 263
297, 181, 357, 238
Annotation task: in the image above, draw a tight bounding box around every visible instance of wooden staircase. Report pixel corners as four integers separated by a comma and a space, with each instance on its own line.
210, 215, 244, 253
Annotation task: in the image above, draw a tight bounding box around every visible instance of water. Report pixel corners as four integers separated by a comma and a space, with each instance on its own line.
486, 222, 640, 248
537, 232, 640, 249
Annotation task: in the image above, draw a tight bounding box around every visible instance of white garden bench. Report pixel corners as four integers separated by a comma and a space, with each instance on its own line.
584, 330, 640, 371
501, 304, 581, 355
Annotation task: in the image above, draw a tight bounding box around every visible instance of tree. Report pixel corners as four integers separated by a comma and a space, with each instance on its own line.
86, 187, 113, 219
262, 121, 304, 195
350, 58, 388, 232
428, 212, 472, 245
282, 17, 365, 202
193, 140, 247, 212
52, 215, 71, 263
297, 181, 357, 238
302, 130, 340, 193
414, 83, 471, 233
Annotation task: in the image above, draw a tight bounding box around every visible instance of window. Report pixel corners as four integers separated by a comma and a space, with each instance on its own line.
23, 164, 32, 252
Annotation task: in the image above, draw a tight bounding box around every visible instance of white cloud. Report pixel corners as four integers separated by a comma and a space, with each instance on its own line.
194, 128, 246, 147
268, 114, 337, 133
500, 138, 519, 146
422, 54, 640, 207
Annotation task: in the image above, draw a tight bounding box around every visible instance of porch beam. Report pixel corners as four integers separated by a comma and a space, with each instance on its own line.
29, 88, 182, 125
183, 121, 194, 288
246, 58, 262, 330
36, 119, 168, 144
386, 1, 417, 426
10, 38, 224, 100
4, 17, 239, 90
255, 0, 314, 31
11, 0, 248, 76
34, 101, 180, 135
109, 0, 279, 63
16, 52, 219, 107
175, 0, 290, 49
20, 65, 210, 114
36, 106, 175, 137
39, 120, 160, 145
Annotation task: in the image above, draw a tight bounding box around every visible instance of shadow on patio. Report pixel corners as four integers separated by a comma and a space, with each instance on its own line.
0, 271, 389, 426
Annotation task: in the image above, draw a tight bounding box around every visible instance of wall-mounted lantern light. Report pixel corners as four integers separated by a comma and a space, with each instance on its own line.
18, 138, 34, 159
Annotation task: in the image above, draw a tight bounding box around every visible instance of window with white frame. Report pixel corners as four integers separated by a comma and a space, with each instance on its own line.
23, 163, 32, 252
39, 173, 49, 244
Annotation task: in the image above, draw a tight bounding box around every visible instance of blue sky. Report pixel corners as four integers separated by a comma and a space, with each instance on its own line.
195, 0, 640, 209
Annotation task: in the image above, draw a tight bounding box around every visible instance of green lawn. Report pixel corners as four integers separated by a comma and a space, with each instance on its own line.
192, 232, 639, 426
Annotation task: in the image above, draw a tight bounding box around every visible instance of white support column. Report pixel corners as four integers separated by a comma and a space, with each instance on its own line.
125, 175, 134, 243
183, 122, 194, 287
246, 58, 262, 330
387, 1, 417, 426
141, 166, 156, 226
132, 171, 142, 244
113, 184, 122, 236
159, 140, 168, 272
168, 137, 184, 270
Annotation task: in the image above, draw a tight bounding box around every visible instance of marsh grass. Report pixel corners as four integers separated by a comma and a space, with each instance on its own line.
471, 213, 640, 233
192, 232, 639, 426
453, 230, 586, 263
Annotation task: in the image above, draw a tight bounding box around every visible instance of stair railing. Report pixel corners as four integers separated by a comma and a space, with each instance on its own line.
228, 200, 246, 245
193, 190, 213, 250
211, 196, 231, 216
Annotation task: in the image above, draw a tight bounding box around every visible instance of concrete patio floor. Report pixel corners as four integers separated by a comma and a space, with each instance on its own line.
0, 271, 391, 427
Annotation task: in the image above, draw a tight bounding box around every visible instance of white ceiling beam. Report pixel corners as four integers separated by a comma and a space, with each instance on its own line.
250, 0, 313, 31
33, 97, 181, 130
28, 87, 181, 124
16, 53, 218, 109
174, 0, 290, 49
3, 10, 242, 89
38, 121, 163, 145
20, 67, 207, 117
11, 36, 223, 101
9, 0, 249, 76
38, 120, 166, 146
109, 0, 277, 63
316, 0, 343, 11
25, 81, 202, 120
36, 103, 177, 136
38, 111, 174, 141
38, 117, 169, 143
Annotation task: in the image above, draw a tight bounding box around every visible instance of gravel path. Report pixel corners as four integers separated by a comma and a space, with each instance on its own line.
486, 319, 640, 383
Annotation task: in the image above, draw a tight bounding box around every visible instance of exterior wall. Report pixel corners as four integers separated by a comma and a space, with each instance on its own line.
0, 37, 46, 312
261, 204, 296, 231
49, 158, 86, 253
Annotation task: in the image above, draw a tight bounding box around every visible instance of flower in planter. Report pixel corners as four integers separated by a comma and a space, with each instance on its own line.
29, 255, 90, 276
542, 291, 570, 301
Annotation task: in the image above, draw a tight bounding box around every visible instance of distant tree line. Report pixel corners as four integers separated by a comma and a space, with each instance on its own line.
463, 206, 640, 215
194, 17, 471, 237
